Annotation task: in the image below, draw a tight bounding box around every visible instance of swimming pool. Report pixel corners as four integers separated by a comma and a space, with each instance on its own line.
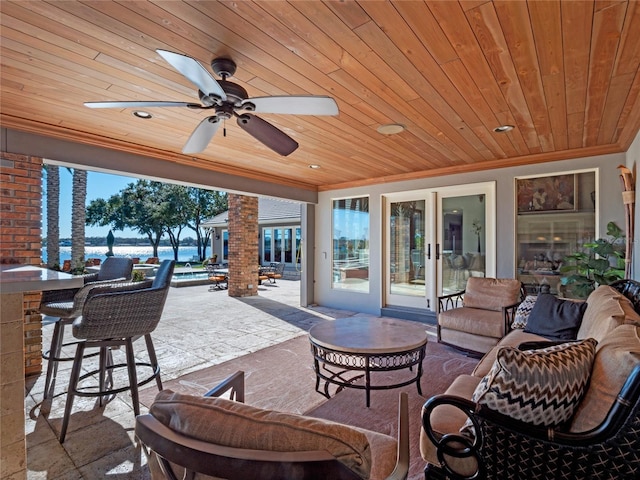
170, 269, 210, 287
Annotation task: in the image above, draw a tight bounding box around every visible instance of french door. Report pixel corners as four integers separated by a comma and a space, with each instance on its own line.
384, 182, 495, 311
262, 226, 301, 265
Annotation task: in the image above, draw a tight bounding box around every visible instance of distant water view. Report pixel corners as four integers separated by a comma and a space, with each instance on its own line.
42, 246, 203, 264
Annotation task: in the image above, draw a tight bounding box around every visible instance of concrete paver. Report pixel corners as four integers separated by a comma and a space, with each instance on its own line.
25, 280, 361, 479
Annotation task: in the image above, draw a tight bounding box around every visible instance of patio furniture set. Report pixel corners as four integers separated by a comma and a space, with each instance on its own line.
37, 270, 640, 479
206, 262, 286, 291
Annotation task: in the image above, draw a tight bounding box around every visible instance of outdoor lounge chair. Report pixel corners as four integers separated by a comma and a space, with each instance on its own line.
206, 264, 228, 290
422, 363, 640, 480
136, 371, 410, 480
266, 262, 285, 283
437, 277, 524, 354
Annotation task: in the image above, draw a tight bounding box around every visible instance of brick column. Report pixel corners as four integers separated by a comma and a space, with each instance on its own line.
227, 194, 259, 297
1, 151, 42, 480
1, 151, 43, 376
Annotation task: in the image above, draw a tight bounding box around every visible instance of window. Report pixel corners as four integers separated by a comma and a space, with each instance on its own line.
332, 196, 370, 292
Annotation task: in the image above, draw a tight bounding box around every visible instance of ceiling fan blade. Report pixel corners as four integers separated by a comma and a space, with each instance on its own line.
156, 49, 227, 101
237, 114, 298, 156
242, 96, 339, 116
182, 117, 221, 154
84, 101, 195, 108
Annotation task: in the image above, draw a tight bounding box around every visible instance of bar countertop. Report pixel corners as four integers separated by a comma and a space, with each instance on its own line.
0, 265, 84, 294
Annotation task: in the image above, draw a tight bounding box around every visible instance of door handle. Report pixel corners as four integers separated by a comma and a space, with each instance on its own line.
427, 243, 431, 260
436, 243, 440, 260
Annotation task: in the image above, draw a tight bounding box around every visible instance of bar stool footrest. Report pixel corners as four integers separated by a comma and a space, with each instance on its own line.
72, 362, 160, 398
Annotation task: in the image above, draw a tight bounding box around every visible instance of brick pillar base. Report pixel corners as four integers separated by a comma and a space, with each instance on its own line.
227, 194, 259, 297
1, 151, 43, 376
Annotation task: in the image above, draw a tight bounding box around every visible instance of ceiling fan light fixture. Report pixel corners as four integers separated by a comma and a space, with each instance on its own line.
493, 124, 514, 133
133, 110, 152, 119
377, 123, 405, 135
309, 164, 321, 169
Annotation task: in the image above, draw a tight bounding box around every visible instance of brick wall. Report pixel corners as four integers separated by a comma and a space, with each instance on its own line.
227, 194, 259, 297
1, 151, 43, 376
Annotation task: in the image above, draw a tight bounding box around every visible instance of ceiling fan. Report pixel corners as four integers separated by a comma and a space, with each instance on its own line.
85, 50, 339, 156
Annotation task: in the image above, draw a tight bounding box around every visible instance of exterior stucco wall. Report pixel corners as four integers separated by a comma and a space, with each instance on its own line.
314, 153, 627, 315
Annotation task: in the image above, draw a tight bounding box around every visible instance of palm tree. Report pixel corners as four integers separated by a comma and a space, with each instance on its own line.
70, 168, 87, 271
45, 165, 60, 268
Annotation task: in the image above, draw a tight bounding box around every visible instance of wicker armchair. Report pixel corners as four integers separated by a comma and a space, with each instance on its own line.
421, 363, 640, 480
39, 257, 134, 399
58, 260, 175, 442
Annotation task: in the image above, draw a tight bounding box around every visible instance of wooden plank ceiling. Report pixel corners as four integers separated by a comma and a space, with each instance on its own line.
1, 0, 639, 192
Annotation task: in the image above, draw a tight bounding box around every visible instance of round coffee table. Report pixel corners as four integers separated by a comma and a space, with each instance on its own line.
309, 317, 428, 407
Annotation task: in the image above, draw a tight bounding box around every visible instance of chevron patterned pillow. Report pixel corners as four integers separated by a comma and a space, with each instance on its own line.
511, 295, 538, 329
471, 338, 597, 427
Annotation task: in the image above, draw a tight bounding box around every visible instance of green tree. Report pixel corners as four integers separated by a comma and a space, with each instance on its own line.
159, 184, 191, 261
44, 165, 60, 268
86, 180, 227, 260
186, 188, 227, 261
86, 181, 165, 256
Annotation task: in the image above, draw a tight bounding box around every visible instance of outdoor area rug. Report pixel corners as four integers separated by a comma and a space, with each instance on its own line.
305, 339, 478, 480
139, 332, 479, 480
139, 333, 335, 414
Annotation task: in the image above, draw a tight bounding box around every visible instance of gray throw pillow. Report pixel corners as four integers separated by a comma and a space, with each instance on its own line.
524, 293, 587, 340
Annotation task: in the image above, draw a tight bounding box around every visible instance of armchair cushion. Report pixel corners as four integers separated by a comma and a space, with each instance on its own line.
439, 308, 506, 338
469, 338, 597, 428
524, 293, 587, 340
150, 389, 372, 479
462, 277, 521, 311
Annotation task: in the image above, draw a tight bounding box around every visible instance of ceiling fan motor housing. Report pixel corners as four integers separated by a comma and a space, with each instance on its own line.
211, 57, 237, 79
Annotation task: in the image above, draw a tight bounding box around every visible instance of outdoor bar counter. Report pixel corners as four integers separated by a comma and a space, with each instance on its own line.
0, 265, 83, 479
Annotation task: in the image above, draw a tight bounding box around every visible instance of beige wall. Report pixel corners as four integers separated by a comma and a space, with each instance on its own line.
314, 151, 630, 315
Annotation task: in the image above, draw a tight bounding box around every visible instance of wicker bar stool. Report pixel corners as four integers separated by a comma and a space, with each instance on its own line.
58, 260, 175, 443
39, 257, 134, 399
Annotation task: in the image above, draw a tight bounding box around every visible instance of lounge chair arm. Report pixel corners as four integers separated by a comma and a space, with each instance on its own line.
204, 371, 245, 403
386, 391, 409, 480
438, 290, 465, 312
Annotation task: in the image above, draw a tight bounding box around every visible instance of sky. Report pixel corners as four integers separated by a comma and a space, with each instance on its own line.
42, 170, 141, 238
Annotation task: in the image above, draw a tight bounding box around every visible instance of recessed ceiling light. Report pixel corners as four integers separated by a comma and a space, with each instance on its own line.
309, 164, 321, 169
377, 123, 406, 135
133, 110, 152, 119
493, 124, 514, 133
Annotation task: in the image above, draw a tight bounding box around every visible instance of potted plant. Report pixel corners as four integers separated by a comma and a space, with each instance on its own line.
559, 221, 626, 298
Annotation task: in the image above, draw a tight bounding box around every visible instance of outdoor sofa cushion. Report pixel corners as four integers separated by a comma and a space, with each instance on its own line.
570, 324, 640, 432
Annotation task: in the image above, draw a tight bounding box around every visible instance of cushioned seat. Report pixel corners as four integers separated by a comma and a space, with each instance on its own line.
39, 257, 134, 399
421, 280, 640, 480
136, 371, 409, 480
58, 260, 175, 442
437, 277, 524, 354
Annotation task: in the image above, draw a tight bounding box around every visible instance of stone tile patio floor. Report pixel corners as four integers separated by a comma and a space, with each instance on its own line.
24, 279, 379, 479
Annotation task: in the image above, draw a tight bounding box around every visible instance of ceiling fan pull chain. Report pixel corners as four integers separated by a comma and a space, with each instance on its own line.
223, 118, 226, 137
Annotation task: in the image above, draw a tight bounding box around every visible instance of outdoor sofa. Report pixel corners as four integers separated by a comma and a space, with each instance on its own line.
421, 279, 640, 479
